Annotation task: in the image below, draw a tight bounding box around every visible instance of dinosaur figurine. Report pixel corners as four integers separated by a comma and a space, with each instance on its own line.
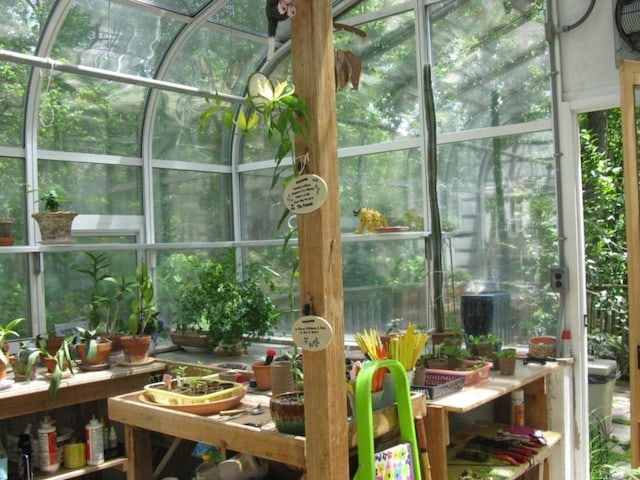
354, 207, 387, 234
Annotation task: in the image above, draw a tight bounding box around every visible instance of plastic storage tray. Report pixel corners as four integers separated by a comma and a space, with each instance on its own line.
144, 377, 244, 405
412, 373, 465, 399
424, 361, 492, 387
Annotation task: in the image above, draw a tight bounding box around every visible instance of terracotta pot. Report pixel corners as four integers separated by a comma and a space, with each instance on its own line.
45, 336, 66, 355
270, 391, 305, 436
0, 359, 7, 380
9, 354, 37, 381
76, 340, 112, 366
32, 211, 77, 243
120, 335, 152, 363
43, 356, 69, 373
105, 334, 125, 352
252, 362, 272, 390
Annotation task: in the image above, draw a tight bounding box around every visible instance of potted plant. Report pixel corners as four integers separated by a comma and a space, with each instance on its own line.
120, 263, 158, 364
270, 350, 305, 436
497, 347, 517, 376
31, 189, 77, 243
11, 341, 40, 381
0, 217, 15, 246
172, 253, 280, 352
78, 252, 136, 350
0, 318, 24, 379
252, 349, 277, 391
34, 334, 75, 404
74, 327, 112, 368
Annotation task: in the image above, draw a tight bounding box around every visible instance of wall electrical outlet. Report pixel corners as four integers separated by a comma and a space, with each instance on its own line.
549, 267, 568, 292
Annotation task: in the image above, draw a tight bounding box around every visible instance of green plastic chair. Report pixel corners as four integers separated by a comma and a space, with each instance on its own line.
352, 359, 422, 480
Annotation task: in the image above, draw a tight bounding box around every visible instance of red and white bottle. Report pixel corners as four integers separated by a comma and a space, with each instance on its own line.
37, 416, 59, 473
85, 416, 104, 466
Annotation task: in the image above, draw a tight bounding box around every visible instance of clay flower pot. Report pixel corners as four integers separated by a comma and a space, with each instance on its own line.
76, 339, 112, 366
252, 362, 272, 390
270, 391, 305, 436
120, 335, 152, 363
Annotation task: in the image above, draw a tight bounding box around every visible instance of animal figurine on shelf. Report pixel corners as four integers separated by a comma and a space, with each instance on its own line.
266, 0, 296, 60
354, 207, 387, 234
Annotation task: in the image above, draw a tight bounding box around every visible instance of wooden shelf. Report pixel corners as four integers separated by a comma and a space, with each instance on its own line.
0, 360, 166, 419
446, 422, 560, 480
425, 361, 560, 479
32, 457, 127, 480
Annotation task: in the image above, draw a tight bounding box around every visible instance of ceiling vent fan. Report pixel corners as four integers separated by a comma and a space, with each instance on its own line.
616, 0, 640, 52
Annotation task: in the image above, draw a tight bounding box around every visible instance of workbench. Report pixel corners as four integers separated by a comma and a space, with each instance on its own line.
108, 389, 427, 479
424, 360, 561, 479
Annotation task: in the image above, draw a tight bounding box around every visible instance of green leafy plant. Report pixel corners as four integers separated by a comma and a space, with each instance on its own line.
200, 75, 310, 231
0, 317, 23, 366
78, 252, 135, 334
173, 253, 281, 351
35, 334, 75, 404
496, 347, 517, 358
74, 327, 103, 361
128, 262, 158, 337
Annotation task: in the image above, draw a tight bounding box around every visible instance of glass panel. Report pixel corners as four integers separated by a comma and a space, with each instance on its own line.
38, 72, 145, 156
164, 26, 264, 96
429, 0, 550, 132
44, 249, 137, 333
153, 169, 233, 242
0, 254, 30, 337
339, 0, 410, 19
209, 0, 274, 37
0, 62, 29, 147
0, 157, 27, 245
340, 149, 424, 233
152, 91, 230, 164
54, 0, 182, 77
39, 160, 142, 215
438, 131, 558, 343
336, 11, 419, 146
343, 240, 427, 335
0, 0, 53, 55
136, 0, 210, 16
240, 168, 290, 241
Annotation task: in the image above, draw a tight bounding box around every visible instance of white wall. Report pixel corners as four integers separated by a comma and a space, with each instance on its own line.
558, 0, 623, 108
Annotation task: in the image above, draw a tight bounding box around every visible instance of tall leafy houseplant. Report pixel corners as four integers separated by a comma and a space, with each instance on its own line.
120, 263, 158, 363
200, 74, 310, 229
173, 254, 280, 352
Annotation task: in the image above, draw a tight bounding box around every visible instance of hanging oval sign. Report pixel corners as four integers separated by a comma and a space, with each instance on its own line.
291, 315, 334, 351
283, 174, 328, 214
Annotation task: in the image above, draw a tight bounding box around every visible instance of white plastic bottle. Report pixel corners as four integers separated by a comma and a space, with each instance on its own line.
85, 416, 104, 466
37, 416, 59, 472
0, 428, 8, 480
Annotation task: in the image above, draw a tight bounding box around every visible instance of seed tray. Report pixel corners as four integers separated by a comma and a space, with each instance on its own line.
411, 373, 465, 400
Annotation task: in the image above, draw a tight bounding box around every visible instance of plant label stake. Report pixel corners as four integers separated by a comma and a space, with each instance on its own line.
292, 315, 333, 351
283, 173, 328, 214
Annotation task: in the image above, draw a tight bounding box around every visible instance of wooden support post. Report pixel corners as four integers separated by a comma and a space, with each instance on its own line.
124, 425, 153, 480
290, 1, 349, 479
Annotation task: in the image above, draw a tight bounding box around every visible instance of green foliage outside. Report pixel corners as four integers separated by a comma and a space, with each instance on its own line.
580, 109, 630, 377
